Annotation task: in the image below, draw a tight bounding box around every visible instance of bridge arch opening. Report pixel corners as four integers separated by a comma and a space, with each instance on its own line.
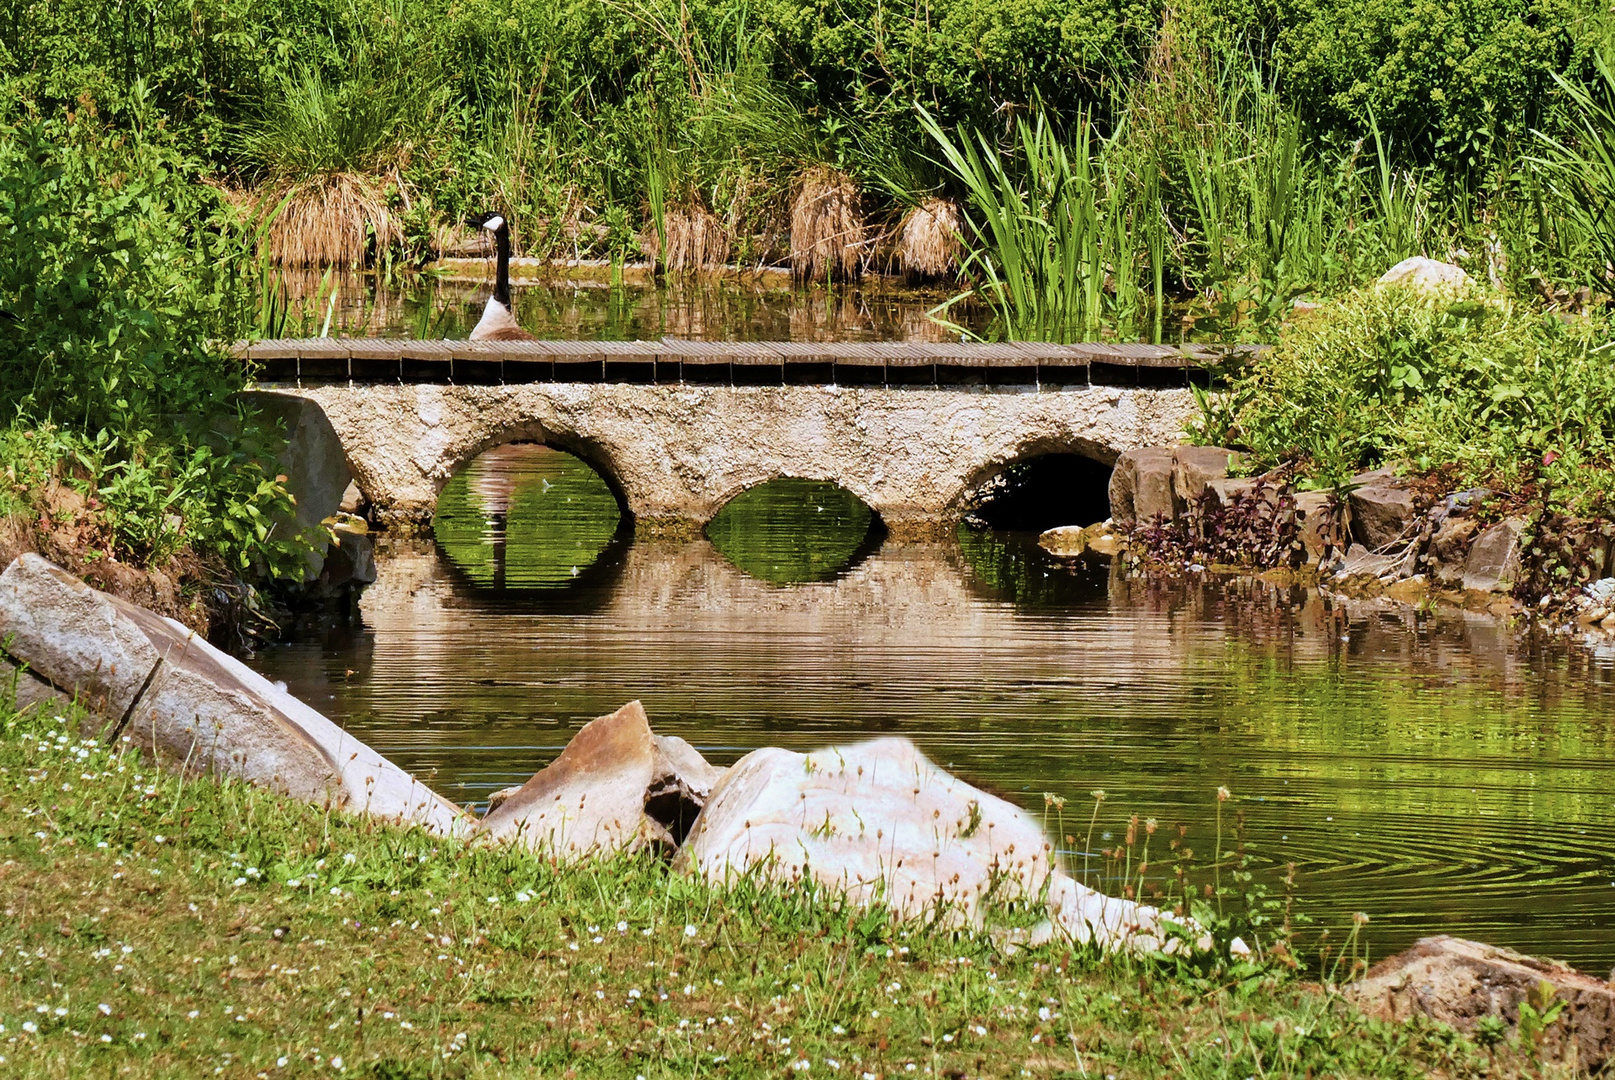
959, 452, 1114, 533
432, 442, 630, 591
705, 477, 885, 584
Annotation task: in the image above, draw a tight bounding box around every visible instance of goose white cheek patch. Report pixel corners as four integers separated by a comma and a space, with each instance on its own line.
482, 215, 505, 232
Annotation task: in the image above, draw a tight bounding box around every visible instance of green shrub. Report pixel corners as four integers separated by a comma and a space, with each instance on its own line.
1269, 0, 1585, 166
0, 86, 310, 575
1195, 286, 1615, 511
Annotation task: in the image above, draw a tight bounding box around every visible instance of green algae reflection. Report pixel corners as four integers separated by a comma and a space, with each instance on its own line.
706, 478, 878, 584
433, 444, 622, 589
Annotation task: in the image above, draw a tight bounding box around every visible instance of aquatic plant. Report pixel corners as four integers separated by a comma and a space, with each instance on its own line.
920, 105, 1106, 341
790, 166, 866, 282
232, 46, 441, 268
1535, 43, 1615, 288
896, 196, 963, 282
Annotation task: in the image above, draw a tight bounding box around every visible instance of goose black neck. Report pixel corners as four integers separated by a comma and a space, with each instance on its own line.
493, 224, 513, 307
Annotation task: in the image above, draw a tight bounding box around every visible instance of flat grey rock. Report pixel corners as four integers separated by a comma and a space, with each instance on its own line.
1463, 518, 1525, 593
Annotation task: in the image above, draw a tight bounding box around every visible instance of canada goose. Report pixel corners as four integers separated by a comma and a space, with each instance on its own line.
467, 212, 535, 341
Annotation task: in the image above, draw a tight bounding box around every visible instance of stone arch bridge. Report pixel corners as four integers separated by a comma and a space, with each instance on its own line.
243, 338, 1234, 535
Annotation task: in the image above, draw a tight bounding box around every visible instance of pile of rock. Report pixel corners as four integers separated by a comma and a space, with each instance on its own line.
1092, 444, 1569, 602
476, 698, 1201, 953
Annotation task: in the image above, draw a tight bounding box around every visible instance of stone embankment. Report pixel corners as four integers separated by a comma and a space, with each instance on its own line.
0, 553, 1195, 955
1041, 442, 1615, 648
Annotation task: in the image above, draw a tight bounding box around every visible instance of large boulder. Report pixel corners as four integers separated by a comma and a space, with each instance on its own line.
1348, 470, 1417, 550
1463, 518, 1525, 593
1378, 257, 1471, 293
1109, 447, 1176, 527
474, 701, 663, 856
239, 391, 352, 533
473, 702, 726, 856
674, 736, 1194, 952
1171, 446, 1234, 507
1346, 936, 1615, 1069
0, 554, 464, 834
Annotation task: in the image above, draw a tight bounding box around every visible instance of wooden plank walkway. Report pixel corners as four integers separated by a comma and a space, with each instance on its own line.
237, 337, 1254, 388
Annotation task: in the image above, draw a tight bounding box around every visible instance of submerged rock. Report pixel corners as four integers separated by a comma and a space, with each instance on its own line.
0, 554, 464, 834
1037, 523, 1117, 559
1347, 935, 1615, 1068
674, 736, 1195, 952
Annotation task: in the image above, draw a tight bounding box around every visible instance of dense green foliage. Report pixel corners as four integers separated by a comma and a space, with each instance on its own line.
3, 0, 1606, 290
0, 89, 308, 577
1195, 286, 1615, 511
0, 688, 1524, 1078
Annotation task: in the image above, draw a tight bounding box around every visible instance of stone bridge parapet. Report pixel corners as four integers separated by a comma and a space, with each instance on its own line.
278, 380, 1201, 535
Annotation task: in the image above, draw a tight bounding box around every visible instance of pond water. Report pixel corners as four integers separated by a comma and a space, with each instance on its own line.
273, 271, 980, 342
252, 446, 1615, 972
268, 269, 1212, 343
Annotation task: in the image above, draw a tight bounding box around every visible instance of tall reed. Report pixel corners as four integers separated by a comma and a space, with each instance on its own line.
919, 106, 1106, 341
1535, 46, 1615, 287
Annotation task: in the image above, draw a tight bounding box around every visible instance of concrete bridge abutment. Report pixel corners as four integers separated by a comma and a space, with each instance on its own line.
279, 382, 1200, 535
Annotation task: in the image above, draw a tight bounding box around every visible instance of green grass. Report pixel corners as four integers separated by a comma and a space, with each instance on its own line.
0, 683, 1553, 1078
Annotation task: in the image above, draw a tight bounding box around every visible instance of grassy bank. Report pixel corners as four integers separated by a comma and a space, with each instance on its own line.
0, 689, 1534, 1078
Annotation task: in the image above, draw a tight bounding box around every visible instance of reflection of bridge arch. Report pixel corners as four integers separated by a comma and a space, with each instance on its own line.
278, 382, 1197, 536
439, 424, 633, 522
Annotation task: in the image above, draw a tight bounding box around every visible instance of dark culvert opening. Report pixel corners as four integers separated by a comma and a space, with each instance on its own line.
962, 454, 1114, 532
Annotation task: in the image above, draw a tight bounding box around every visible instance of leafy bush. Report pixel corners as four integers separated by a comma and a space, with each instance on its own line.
1195, 286, 1615, 511
0, 87, 309, 575
1269, 0, 1584, 165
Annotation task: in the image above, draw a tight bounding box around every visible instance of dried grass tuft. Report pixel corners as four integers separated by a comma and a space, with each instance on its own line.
790, 166, 865, 282
641, 204, 732, 272
257, 172, 401, 269
897, 197, 962, 281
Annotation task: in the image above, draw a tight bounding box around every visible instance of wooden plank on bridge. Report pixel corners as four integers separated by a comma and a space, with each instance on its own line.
237, 337, 1253, 388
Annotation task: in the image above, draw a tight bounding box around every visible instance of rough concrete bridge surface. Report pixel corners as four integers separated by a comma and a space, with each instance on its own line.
240, 337, 1240, 535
